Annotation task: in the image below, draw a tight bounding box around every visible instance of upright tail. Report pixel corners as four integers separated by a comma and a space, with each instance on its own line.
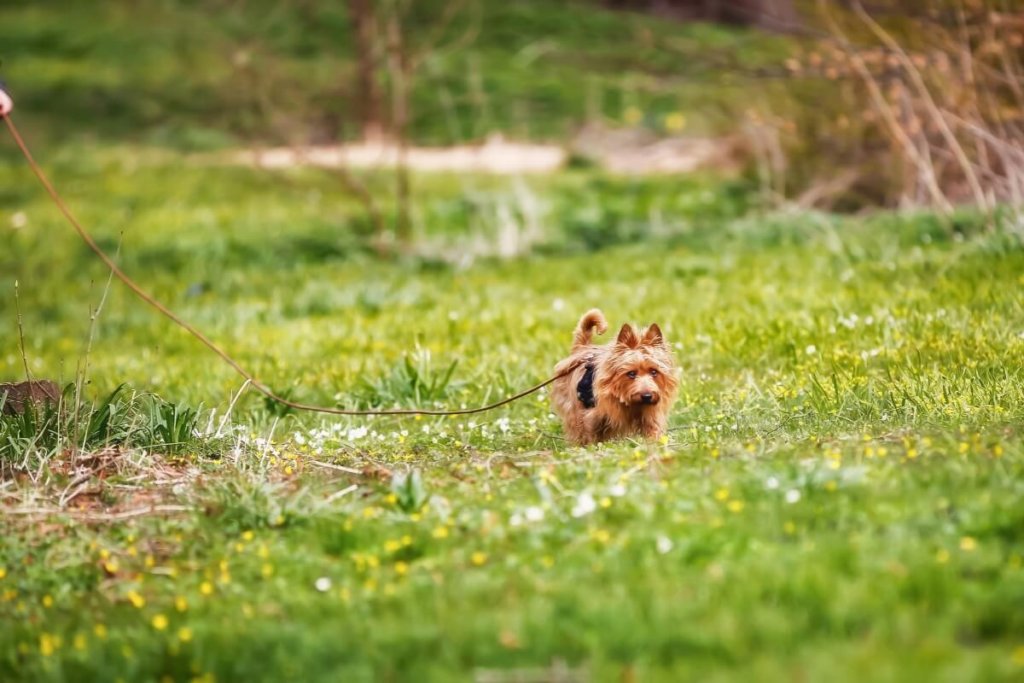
572, 309, 608, 349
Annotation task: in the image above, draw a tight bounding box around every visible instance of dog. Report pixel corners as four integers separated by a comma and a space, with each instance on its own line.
551, 309, 678, 445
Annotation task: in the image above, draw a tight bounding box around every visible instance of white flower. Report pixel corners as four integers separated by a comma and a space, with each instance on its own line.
509, 513, 523, 527
785, 489, 801, 504
524, 506, 544, 522
314, 577, 332, 592
608, 483, 627, 497
346, 426, 368, 441
571, 492, 597, 518
656, 535, 673, 555
552, 298, 565, 311
10, 211, 27, 229
805, 344, 817, 355
765, 476, 779, 490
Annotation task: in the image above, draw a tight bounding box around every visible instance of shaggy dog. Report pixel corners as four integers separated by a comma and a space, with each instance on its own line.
551, 309, 678, 445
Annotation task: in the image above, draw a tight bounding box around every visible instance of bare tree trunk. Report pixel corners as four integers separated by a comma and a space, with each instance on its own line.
350, 0, 383, 141
387, 12, 412, 246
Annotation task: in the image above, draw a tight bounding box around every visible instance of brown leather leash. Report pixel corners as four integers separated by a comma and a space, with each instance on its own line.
2, 112, 579, 416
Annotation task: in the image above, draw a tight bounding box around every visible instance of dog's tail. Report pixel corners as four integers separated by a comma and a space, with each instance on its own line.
572, 309, 608, 349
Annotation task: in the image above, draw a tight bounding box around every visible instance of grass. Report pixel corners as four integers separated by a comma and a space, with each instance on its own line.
0, 0, 791, 149
1, 2, 1023, 679
1, 142, 1023, 680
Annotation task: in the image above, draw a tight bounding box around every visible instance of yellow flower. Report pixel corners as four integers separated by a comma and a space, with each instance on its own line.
73, 633, 87, 651
261, 564, 274, 578
242, 530, 255, 541
783, 521, 796, 535
39, 633, 56, 657
200, 582, 214, 596
395, 561, 409, 576
714, 488, 730, 502
659, 434, 670, 446
177, 627, 193, 643
0, 567, 6, 580
432, 526, 449, 540
471, 552, 488, 566
623, 106, 643, 125
935, 549, 950, 564
127, 591, 146, 609
599, 497, 612, 509
93, 624, 108, 640
384, 539, 402, 553
1012, 645, 1024, 666
993, 445, 1004, 457
591, 529, 611, 544
663, 112, 686, 132
151, 614, 169, 631
42, 594, 54, 608
175, 596, 188, 612
727, 500, 745, 513
960, 537, 977, 552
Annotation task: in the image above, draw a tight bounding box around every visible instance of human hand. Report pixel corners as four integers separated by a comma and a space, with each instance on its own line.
0, 88, 13, 117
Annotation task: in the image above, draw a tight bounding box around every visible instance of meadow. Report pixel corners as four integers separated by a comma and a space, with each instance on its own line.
2, 0, 1024, 681
2, 149, 1023, 680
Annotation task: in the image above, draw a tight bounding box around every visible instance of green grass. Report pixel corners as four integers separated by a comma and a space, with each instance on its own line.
1, 141, 1023, 681
0, 0, 791, 149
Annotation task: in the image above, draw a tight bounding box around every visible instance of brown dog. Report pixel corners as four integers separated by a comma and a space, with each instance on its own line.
551, 309, 678, 445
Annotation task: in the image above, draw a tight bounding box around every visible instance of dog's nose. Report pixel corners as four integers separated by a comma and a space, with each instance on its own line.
641, 393, 654, 404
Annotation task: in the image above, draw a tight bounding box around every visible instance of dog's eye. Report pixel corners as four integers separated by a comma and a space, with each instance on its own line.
626, 371, 637, 379
650, 369, 659, 376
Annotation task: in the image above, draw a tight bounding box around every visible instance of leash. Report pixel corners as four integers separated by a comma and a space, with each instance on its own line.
2, 112, 579, 416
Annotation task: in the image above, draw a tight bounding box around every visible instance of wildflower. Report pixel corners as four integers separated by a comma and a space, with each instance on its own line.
623, 106, 643, 125
471, 552, 488, 566
524, 506, 544, 522
599, 497, 612, 509
805, 344, 817, 355
765, 477, 779, 490
177, 627, 193, 643
656, 535, 673, 554
242, 530, 254, 542
431, 525, 449, 542
664, 112, 686, 132
314, 577, 332, 592
0, 567, 5, 580
609, 483, 627, 497
73, 633, 87, 652
175, 596, 188, 612
200, 582, 214, 596
151, 614, 169, 631
714, 488, 730, 502
261, 564, 274, 578
93, 624, 108, 640
960, 537, 977, 552
127, 591, 146, 608
39, 633, 56, 657
727, 500, 745, 513
384, 539, 401, 553
935, 549, 950, 564
785, 489, 801, 504
42, 594, 54, 608
571, 492, 597, 518
591, 529, 611, 544
395, 562, 409, 576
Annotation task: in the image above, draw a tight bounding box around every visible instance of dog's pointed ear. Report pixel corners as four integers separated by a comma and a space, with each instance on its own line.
642, 323, 665, 347
616, 324, 639, 347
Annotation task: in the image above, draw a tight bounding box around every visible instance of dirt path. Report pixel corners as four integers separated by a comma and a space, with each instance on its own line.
226, 130, 739, 176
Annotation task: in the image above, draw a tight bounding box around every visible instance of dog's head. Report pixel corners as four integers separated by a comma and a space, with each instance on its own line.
598, 323, 678, 408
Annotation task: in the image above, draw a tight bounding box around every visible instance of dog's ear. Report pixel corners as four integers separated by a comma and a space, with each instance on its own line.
642, 323, 665, 347
616, 324, 639, 347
